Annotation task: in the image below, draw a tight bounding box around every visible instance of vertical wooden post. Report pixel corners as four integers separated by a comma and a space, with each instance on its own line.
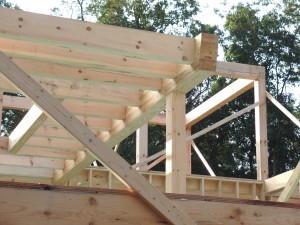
186, 127, 192, 175
254, 69, 268, 180
166, 93, 186, 194
136, 123, 148, 171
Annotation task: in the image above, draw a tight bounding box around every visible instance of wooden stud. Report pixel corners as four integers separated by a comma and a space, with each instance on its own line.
9, 104, 47, 154
136, 123, 148, 171
254, 69, 269, 180
278, 161, 300, 202
0, 52, 196, 225
131, 149, 166, 169
166, 93, 186, 194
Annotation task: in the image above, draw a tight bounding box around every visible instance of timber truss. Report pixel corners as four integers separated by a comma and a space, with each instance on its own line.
0, 7, 299, 225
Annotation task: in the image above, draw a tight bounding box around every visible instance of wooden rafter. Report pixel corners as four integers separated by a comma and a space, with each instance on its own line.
0, 51, 196, 225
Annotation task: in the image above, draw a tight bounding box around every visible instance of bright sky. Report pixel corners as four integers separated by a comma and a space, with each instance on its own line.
7, 0, 300, 103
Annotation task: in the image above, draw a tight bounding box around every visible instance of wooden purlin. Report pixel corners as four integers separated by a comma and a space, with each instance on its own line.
1, 181, 300, 225
0, 52, 197, 225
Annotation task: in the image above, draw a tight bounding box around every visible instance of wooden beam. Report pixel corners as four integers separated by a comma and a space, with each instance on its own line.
265, 170, 294, 194
266, 92, 300, 128
136, 123, 148, 171
9, 104, 47, 154
2, 42, 177, 79
49, 33, 216, 190
0, 52, 196, 225
0, 7, 194, 63
166, 93, 186, 194
191, 141, 216, 176
145, 154, 166, 171
2, 94, 32, 110
0, 153, 64, 169
186, 127, 192, 175
186, 79, 254, 126
131, 149, 166, 170
0, 165, 53, 178
215, 61, 261, 80
278, 161, 300, 202
254, 69, 268, 180
186, 102, 261, 142
1, 182, 300, 225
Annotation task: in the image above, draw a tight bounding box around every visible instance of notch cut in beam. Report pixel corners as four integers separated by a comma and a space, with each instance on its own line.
8, 104, 47, 154
0, 52, 196, 225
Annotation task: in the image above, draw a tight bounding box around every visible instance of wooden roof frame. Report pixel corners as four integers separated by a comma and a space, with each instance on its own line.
2, 7, 298, 224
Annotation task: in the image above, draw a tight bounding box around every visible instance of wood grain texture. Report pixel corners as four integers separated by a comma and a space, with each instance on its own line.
0, 52, 196, 225
0, 182, 299, 225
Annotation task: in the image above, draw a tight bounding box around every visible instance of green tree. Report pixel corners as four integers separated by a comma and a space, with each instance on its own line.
220, 1, 300, 177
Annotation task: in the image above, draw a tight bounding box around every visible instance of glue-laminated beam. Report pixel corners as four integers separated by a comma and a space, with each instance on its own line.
9, 105, 47, 154
0, 7, 194, 64
0, 52, 196, 225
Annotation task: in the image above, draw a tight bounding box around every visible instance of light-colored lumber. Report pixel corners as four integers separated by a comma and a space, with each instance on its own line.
254, 70, 268, 180
1, 182, 300, 225
145, 154, 166, 171
1, 39, 177, 79
0, 136, 7, 152
0, 52, 196, 225
186, 79, 254, 126
136, 123, 148, 171
0, 7, 194, 63
2, 94, 33, 110
0, 153, 64, 169
18, 146, 76, 160
186, 102, 261, 142
0, 165, 53, 178
266, 92, 300, 128
131, 149, 166, 169
191, 141, 216, 176
186, 127, 192, 174
278, 161, 300, 202
43, 33, 216, 192
0, 76, 141, 106
166, 93, 186, 194
215, 61, 261, 79
9, 104, 47, 154
149, 113, 166, 125
265, 170, 294, 194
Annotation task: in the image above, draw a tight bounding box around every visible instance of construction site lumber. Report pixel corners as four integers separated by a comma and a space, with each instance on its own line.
0, 181, 300, 225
